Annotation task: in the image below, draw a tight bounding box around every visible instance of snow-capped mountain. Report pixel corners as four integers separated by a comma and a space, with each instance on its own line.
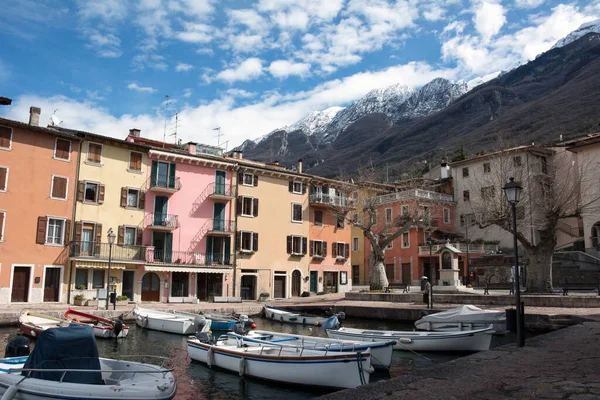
286, 107, 344, 137
392, 78, 467, 122
552, 19, 600, 49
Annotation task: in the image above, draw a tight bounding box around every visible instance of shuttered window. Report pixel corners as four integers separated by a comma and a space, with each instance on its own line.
0, 126, 12, 149
0, 211, 5, 241
0, 167, 7, 191
51, 176, 68, 199
314, 210, 323, 226
46, 218, 65, 245
129, 152, 142, 172
54, 138, 71, 161
292, 203, 302, 222
87, 142, 102, 164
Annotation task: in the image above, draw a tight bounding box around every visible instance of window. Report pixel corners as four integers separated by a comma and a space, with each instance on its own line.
0, 126, 12, 150
54, 138, 71, 161
423, 206, 430, 222
336, 216, 345, 228
87, 142, 102, 164
124, 227, 137, 245
370, 211, 377, 225
75, 269, 88, 288
401, 232, 410, 248
128, 152, 143, 172
385, 208, 392, 224
85, 182, 99, 202
171, 272, 189, 297
483, 162, 491, 173
481, 186, 496, 199
401, 205, 409, 216
513, 156, 522, 167
241, 196, 258, 216
463, 190, 470, 202
352, 237, 359, 252
242, 173, 256, 186
314, 210, 323, 226
292, 203, 303, 222
292, 181, 303, 194
311, 240, 325, 257
0, 211, 5, 241
240, 231, 258, 252
46, 218, 65, 245
50, 176, 68, 200
127, 188, 139, 208
0, 166, 7, 192
352, 191, 358, 203
334, 242, 348, 258
292, 236, 304, 254
352, 213, 359, 224
462, 167, 469, 178
443, 208, 450, 224
460, 214, 465, 227
92, 269, 105, 288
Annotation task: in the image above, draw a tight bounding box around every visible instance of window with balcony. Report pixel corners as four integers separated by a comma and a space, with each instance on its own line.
0, 126, 12, 150
46, 218, 66, 245
385, 208, 392, 224
292, 203, 303, 222
51, 176, 68, 200
92, 269, 105, 288
462, 167, 469, 178
87, 142, 102, 165
54, 138, 71, 161
0, 166, 7, 192
129, 152, 143, 172
483, 162, 491, 173
352, 237, 359, 252
401, 232, 410, 248
314, 210, 323, 226
443, 208, 450, 224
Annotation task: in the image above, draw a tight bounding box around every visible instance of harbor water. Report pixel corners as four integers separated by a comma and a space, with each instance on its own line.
0, 317, 519, 400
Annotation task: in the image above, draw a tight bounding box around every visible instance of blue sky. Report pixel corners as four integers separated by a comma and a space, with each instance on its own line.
0, 0, 598, 149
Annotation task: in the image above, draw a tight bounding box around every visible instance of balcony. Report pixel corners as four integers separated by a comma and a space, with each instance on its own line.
148, 175, 181, 193
207, 182, 235, 202
373, 189, 453, 205
206, 219, 235, 236
309, 193, 354, 208
145, 213, 179, 231
418, 243, 499, 255
145, 248, 233, 267
69, 241, 146, 262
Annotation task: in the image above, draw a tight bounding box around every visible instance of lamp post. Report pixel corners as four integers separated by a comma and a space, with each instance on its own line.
465, 214, 470, 285
502, 177, 524, 347
106, 229, 116, 310
426, 234, 434, 309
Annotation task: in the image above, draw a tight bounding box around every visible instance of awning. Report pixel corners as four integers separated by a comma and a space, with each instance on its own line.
144, 265, 232, 274
75, 262, 126, 270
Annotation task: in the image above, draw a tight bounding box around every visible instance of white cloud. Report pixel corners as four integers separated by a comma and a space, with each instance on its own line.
514, 0, 545, 9
423, 6, 446, 21
132, 53, 168, 71
268, 60, 311, 79
228, 34, 265, 53
225, 89, 255, 98
175, 63, 193, 72
176, 22, 213, 43
183, 88, 193, 98
127, 83, 157, 93
473, 1, 506, 42
216, 58, 264, 83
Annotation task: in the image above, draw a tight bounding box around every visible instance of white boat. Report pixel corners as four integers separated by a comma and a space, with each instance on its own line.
228, 330, 395, 370
187, 334, 373, 389
415, 305, 507, 333
263, 305, 341, 328
64, 308, 129, 338
133, 306, 207, 335
18, 311, 71, 338
0, 325, 176, 400
326, 326, 494, 352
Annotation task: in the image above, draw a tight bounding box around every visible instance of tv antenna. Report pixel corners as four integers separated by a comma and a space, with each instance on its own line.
169, 112, 182, 145
162, 95, 172, 148
49, 109, 63, 126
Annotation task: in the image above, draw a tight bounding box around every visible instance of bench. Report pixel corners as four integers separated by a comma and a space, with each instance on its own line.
213, 296, 242, 303
484, 282, 515, 295
384, 283, 409, 293
562, 283, 598, 296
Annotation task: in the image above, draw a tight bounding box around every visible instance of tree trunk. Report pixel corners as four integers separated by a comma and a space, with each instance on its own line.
524, 244, 555, 293
369, 253, 389, 290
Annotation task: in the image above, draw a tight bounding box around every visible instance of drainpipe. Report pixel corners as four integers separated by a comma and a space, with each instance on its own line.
67, 137, 84, 304
232, 163, 240, 297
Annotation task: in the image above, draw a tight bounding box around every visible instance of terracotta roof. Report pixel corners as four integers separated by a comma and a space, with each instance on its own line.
53, 127, 152, 150
0, 117, 81, 140
448, 145, 553, 167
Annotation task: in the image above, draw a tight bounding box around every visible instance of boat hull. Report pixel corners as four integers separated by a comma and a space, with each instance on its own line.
18, 312, 68, 338
326, 327, 493, 352
64, 309, 129, 339
209, 320, 238, 331
187, 339, 371, 389
415, 305, 506, 333
263, 305, 328, 326
133, 307, 196, 335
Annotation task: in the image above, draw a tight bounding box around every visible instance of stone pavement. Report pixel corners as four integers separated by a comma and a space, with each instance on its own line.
320, 321, 600, 400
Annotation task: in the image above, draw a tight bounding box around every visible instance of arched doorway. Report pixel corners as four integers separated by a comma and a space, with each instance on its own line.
591, 222, 600, 249
291, 270, 301, 297
142, 273, 160, 302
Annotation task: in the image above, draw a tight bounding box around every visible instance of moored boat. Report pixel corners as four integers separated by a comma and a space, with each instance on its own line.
133, 306, 207, 335
187, 333, 373, 389
263, 305, 341, 328
326, 326, 494, 352
64, 308, 129, 338
415, 305, 507, 333
18, 311, 70, 338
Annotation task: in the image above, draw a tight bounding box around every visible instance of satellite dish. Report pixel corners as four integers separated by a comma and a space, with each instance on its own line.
50, 109, 63, 126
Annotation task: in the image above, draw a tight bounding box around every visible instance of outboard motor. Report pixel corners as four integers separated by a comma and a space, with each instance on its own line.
196, 332, 213, 344
323, 315, 341, 331
5, 334, 30, 357
194, 315, 208, 334
418, 310, 431, 320
113, 319, 123, 338
233, 324, 245, 336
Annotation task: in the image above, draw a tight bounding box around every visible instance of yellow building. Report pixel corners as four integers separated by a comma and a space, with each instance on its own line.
62, 128, 150, 305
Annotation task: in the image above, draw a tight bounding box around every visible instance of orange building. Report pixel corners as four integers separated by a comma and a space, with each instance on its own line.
0, 108, 80, 304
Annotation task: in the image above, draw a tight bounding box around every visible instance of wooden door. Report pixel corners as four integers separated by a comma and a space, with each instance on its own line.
122, 271, 135, 301
274, 275, 286, 298
141, 273, 160, 302
240, 275, 256, 300
11, 267, 30, 302
402, 263, 412, 285
385, 264, 395, 282
310, 271, 318, 293
352, 265, 360, 285
323, 272, 338, 293
43, 267, 61, 302
291, 270, 301, 297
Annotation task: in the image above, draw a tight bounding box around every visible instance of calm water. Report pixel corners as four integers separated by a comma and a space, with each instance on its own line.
0, 317, 520, 400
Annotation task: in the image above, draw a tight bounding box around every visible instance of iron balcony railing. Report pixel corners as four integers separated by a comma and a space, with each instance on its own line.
207, 219, 235, 233
148, 175, 182, 191
146, 213, 179, 229
309, 193, 354, 207
373, 189, 454, 205
69, 241, 146, 262
418, 243, 499, 254
207, 182, 235, 198
146, 249, 233, 266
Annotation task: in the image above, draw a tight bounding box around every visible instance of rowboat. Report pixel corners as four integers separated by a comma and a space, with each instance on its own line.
18, 311, 70, 338
133, 306, 208, 335
229, 329, 395, 370
187, 334, 373, 389
201, 313, 252, 331
326, 326, 494, 352
64, 308, 129, 338
415, 305, 507, 333
0, 325, 176, 400
263, 305, 341, 329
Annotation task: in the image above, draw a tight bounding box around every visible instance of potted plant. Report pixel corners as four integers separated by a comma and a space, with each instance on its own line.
86, 297, 98, 307
75, 284, 86, 290
258, 292, 269, 302
116, 295, 129, 305
73, 294, 86, 306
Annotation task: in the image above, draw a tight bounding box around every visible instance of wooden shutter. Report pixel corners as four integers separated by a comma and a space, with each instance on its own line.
302, 183, 307, 194
64, 219, 71, 244
0, 167, 6, 191
253, 175, 258, 186
136, 229, 143, 246
0, 127, 10, 148
36, 216, 47, 244
94, 223, 102, 243
138, 191, 145, 209
236, 232, 241, 250
332, 242, 337, 257
56, 139, 70, 159
151, 161, 158, 186
252, 198, 259, 217
309, 240, 314, 256
323, 241, 327, 257
302, 237, 307, 255
77, 181, 84, 202
120, 188, 127, 207
117, 226, 124, 245
286, 236, 292, 254
252, 232, 258, 251
237, 197, 242, 215
0, 212, 4, 241
237, 172, 243, 184
169, 163, 176, 188
288, 181, 293, 192
74, 222, 82, 242
345, 243, 350, 259
98, 184, 105, 204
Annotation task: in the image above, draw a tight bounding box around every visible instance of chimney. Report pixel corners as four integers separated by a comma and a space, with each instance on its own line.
297, 159, 303, 173
129, 128, 141, 137
29, 106, 41, 126
232, 150, 243, 160
185, 142, 197, 154
440, 158, 449, 179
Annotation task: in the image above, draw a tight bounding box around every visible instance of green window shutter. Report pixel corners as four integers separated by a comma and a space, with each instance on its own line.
151, 161, 158, 187
169, 163, 176, 189
206, 236, 213, 264
165, 232, 173, 263
224, 238, 231, 264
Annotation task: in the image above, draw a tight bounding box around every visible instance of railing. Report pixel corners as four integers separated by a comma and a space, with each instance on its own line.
309, 193, 354, 207
146, 248, 233, 266
207, 219, 235, 233
373, 189, 453, 205
556, 221, 583, 237
68, 241, 146, 262
146, 213, 179, 229
418, 243, 498, 254
207, 182, 234, 197
148, 175, 181, 191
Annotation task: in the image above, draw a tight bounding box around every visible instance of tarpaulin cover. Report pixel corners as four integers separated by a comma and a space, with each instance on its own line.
22, 325, 103, 385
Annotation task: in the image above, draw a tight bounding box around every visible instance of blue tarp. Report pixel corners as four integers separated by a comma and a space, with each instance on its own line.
22, 325, 103, 385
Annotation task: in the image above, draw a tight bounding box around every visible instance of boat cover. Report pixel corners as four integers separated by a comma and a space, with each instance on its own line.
22, 325, 103, 385
417, 305, 505, 325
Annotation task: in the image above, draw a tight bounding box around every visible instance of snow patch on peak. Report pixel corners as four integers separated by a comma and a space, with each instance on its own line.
465, 71, 502, 91
552, 19, 600, 50
286, 106, 345, 137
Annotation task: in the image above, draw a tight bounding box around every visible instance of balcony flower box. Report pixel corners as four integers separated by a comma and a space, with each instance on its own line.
312, 255, 325, 261
335, 256, 347, 262
290, 252, 304, 257
240, 249, 255, 255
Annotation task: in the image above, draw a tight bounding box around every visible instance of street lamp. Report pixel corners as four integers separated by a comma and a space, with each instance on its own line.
502, 177, 524, 347
106, 229, 116, 311
465, 214, 470, 285
426, 234, 435, 309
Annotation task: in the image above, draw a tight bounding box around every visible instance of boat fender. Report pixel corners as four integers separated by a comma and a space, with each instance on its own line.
314, 322, 320, 327
143, 316, 149, 329
365, 364, 375, 374
398, 338, 412, 344
239, 357, 246, 377
207, 347, 215, 368
30, 331, 35, 338
1, 384, 19, 400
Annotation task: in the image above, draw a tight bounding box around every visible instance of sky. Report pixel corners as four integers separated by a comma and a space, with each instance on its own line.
0, 0, 598, 150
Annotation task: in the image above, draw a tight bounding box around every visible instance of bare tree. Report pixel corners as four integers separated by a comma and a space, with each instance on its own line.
465, 146, 600, 292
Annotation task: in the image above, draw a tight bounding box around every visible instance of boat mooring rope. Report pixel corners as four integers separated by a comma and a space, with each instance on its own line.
356, 352, 366, 386
395, 341, 433, 362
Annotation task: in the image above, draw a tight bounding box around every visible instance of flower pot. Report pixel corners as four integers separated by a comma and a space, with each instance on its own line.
73, 299, 86, 306
86, 300, 98, 307
258, 295, 269, 302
